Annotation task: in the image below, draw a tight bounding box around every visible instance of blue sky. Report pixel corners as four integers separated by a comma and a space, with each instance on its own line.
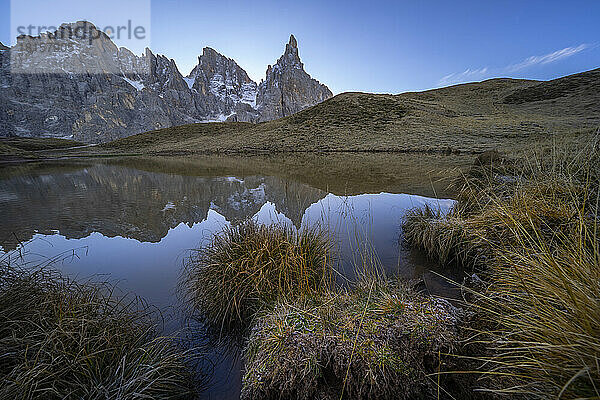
1, 0, 599, 94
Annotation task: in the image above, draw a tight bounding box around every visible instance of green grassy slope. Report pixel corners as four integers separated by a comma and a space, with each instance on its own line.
3, 68, 599, 162
0, 137, 83, 161
101, 68, 599, 155
0, 137, 83, 152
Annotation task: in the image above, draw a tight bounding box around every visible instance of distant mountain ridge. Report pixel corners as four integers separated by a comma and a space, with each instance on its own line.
0, 21, 333, 143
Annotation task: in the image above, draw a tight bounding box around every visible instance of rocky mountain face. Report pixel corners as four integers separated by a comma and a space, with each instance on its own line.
257, 35, 333, 122
0, 21, 332, 143
186, 47, 259, 122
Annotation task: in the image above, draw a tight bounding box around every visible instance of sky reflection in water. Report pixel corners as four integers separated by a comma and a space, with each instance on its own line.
0, 158, 461, 399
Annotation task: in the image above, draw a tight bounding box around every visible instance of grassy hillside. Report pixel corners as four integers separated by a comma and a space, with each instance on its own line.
100, 68, 599, 155
0, 137, 83, 161
0, 137, 82, 151
3, 68, 599, 162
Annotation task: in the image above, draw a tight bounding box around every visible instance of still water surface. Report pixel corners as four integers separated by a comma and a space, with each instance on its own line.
0, 154, 471, 399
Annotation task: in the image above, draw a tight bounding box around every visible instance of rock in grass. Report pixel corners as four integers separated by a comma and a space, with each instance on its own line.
242, 280, 462, 400
473, 150, 505, 167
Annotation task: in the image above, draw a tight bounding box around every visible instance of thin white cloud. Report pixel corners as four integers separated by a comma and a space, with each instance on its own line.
438, 43, 589, 86
439, 67, 489, 86
506, 44, 589, 72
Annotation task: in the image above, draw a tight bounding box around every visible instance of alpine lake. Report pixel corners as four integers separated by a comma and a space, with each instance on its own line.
0, 152, 473, 399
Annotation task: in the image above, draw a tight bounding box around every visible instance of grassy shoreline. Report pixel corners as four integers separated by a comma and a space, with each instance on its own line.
0, 254, 201, 399
403, 134, 599, 397
2, 130, 598, 398
0, 144, 515, 165
181, 222, 473, 398
1, 125, 593, 169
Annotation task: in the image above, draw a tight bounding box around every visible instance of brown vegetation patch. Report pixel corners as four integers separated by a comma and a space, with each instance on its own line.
242, 280, 464, 400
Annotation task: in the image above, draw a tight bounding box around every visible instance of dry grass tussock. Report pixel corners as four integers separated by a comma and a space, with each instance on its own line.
181, 220, 333, 336
242, 279, 466, 400
403, 131, 600, 398
0, 254, 198, 399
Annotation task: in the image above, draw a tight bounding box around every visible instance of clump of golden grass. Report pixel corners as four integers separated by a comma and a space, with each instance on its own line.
182, 220, 332, 335
402, 204, 488, 269
242, 279, 464, 400
404, 132, 600, 397
403, 136, 598, 271
0, 259, 198, 399
473, 190, 599, 398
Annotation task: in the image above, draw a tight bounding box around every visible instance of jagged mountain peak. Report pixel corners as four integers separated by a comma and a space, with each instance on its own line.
201, 46, 224, 58
58, 20, 100, 31
197, 47, 224, 67
45, 21, 114, 49
194, 47, 251, 82
256, 34, 333, 121
12, 20, 109, 47
1, 23, 332, 142
277, 34, 303, 69
186, 46, 259, 121
288, 34, 298, 48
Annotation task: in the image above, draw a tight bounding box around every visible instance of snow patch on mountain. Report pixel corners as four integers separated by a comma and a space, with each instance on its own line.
122, 77, 145, 91
183, 77, 195, 89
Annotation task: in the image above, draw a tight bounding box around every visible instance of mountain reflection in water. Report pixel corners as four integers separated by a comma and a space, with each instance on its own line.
0, 154, 470, 399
